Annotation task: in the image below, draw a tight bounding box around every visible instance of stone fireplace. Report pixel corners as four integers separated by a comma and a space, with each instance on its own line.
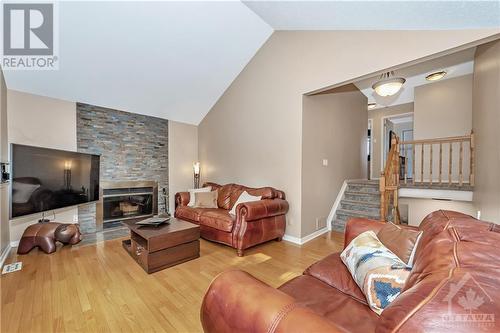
76, 103, 168, 234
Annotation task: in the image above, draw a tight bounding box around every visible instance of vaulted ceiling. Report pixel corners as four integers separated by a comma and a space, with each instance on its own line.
3, 1, 499, 125
243, 1, 500, 30
3, 1, 273, 125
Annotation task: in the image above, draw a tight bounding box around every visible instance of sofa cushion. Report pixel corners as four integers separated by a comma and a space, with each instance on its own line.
246, 187, 277, 199
279, 275, 379, 333
413, 210, 493, 271
379, 226, 500, 332
304, 253, 366, 304
199, 209, 235, 232
377, 222, 422, 266
217, 184, 235, 210
175, 206, 205, 223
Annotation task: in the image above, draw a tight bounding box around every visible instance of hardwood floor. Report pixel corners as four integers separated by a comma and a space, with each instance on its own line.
1, 232, 343, 333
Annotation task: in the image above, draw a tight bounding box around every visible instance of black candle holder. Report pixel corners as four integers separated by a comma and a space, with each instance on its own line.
64, 169, 72, 190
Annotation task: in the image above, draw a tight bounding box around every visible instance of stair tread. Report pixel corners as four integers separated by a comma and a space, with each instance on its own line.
341, 199, 380, 207
346, 179, 379, 185
344, 190, 380, 196
336, 208, 380, 218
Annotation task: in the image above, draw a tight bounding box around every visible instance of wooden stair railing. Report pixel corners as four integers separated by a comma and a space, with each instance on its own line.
380, 134, 400, 224
380, 131, 475, 223
399, 130, 474, 187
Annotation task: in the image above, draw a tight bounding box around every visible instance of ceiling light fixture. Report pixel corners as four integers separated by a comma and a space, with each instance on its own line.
368, 103, 376, 110
372, 71, 406, 97
425, 70, 447, 81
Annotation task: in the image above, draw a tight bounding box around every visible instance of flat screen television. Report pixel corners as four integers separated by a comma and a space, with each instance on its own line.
10, 144, 100, 219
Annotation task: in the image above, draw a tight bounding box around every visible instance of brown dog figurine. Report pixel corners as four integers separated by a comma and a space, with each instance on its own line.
17, 222, 82, 254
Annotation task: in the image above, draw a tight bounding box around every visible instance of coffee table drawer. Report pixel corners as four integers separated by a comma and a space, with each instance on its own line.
147, 240, 199, 273
126, 239, 200, 274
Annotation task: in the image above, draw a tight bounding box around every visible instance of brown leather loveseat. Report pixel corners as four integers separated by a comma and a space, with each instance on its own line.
201, 210, 500, 332
175, 182, 289, 256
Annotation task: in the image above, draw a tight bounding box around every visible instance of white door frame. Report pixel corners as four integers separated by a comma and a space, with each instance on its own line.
380, 112, 414, 173
368, 118, 373, 180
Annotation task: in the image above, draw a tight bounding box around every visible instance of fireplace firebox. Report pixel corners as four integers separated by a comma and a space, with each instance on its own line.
100, 181, 158, 229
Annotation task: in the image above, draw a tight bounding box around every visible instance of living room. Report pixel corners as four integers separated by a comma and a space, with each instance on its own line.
1, 1, 500, 332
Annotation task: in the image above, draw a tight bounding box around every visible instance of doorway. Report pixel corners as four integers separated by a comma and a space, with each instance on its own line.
382, 114, 414, 172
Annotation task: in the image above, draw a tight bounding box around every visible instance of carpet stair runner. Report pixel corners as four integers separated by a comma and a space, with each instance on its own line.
332, 180, 383, 232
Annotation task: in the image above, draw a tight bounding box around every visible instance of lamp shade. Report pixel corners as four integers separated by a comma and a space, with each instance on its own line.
372, 77, 406, 97
193, 162, 200, 175
64, 161, 72, 170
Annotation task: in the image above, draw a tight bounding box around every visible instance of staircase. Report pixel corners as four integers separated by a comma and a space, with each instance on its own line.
331, 133, 475, 232
332, 180, 381, 232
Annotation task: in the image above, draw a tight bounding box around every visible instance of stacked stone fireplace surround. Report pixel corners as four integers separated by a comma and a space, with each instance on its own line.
76, 103, 168, 234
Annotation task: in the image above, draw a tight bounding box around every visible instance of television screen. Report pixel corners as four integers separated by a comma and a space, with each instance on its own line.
10, 144, 100, 219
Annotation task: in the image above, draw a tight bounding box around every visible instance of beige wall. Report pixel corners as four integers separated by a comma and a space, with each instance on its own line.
414, 75, 473, 183
472, 39, 500, 224
7, 90, 78, 242
369, 103, 414, 178
168, 121, 198, 212
400, 197, 476, 226
199, 30, 499, 239
301, 88, 367, 237
0, 69, 10, 256
414, 75, 473, 139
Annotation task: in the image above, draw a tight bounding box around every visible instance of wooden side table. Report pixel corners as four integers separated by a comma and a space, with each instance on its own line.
122, 218, 200, 273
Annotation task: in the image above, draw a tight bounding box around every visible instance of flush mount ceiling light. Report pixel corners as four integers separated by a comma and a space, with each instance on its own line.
426, 70, 447, 81
368, 103, 377, 110
372, 71, 406, 97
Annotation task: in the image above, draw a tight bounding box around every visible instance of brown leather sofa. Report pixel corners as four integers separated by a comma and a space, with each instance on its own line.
201, 210, 500, 332
175, 182, 289, 256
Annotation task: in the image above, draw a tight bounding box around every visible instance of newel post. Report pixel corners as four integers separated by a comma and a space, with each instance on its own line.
379, 173, 386, 222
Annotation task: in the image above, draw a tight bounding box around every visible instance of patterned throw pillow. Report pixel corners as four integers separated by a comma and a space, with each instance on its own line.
340, 230, 411, 315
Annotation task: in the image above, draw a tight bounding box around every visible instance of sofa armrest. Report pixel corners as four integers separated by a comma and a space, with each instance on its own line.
175, 192, 190, 208
237, 199, 289, 222
344, 218, 385, 249
201, 270, 344, 333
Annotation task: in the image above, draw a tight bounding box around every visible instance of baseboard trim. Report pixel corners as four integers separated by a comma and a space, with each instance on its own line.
282, 234, 301, 244
283, 227, 329, 245
0, 243, 12, 268
10, 240, 19, 248
327, 180, 348, 231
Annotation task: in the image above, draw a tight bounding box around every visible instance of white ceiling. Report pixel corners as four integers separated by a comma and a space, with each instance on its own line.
3, 1, 499, 125
243, 1, 500, 30
3, 1, 273, 125
354, 48, 476, 110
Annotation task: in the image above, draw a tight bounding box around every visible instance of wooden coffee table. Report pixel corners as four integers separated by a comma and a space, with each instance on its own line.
122, 217, 200, 273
